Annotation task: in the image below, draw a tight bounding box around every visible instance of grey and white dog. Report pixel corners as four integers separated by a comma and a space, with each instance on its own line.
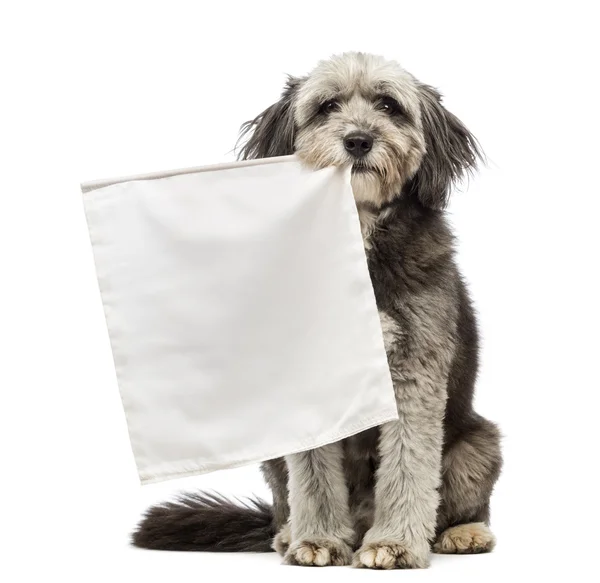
133, 52, 502, 569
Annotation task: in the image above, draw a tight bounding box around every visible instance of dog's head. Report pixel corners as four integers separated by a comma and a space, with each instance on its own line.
238, 52, 482, 210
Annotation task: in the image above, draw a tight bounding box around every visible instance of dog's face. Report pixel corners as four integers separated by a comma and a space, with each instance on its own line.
292, 55, 425, 207
239, 53, 481, 210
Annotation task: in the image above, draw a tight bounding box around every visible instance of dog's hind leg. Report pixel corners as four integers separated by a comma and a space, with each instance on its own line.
260, 458, 291, 554
433, 416, 502, 554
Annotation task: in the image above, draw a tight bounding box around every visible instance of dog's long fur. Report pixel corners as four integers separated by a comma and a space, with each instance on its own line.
132, 53, 502, 568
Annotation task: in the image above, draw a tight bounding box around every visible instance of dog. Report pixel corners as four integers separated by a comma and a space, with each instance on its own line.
132, 52, 502, 569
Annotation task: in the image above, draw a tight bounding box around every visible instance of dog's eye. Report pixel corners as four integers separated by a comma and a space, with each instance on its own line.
377, 96, 403, 116
320, 100, 340, 115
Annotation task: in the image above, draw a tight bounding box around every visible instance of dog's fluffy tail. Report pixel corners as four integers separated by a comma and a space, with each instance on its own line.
131, 492, 275, 552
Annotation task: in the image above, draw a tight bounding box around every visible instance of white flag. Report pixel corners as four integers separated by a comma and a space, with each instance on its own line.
82, 155, 396, 484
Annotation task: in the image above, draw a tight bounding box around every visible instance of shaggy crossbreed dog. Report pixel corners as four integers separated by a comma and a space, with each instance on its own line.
132, 52, 502, 569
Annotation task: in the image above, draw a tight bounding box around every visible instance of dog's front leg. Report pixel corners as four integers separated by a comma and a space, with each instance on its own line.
283, 442, 355, 566
353, 372, 447, 569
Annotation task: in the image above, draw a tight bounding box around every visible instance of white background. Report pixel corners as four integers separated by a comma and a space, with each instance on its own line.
1, 1, 599, 581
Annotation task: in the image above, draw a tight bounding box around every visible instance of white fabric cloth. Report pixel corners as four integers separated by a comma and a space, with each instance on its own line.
82, 155, 397, 484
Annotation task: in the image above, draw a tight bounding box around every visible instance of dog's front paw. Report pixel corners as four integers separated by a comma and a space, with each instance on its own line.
285, 538, 353, 566
353, 541, 430, 569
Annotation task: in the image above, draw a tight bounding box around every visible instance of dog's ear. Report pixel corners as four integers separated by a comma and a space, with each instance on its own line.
237, 76, 303, 160
406, 84, 483, 209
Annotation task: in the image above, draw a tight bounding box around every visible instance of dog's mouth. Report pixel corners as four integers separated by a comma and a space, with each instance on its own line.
351, 163, 379, 175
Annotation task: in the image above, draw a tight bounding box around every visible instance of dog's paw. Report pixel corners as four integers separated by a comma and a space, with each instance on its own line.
272, 523, 291, 556
284, 538, 353, 566
433, 522, 495, 554
353, 541, 430, 569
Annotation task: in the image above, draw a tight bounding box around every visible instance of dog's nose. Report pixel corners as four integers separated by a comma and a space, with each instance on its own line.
343, 133, 373, 158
